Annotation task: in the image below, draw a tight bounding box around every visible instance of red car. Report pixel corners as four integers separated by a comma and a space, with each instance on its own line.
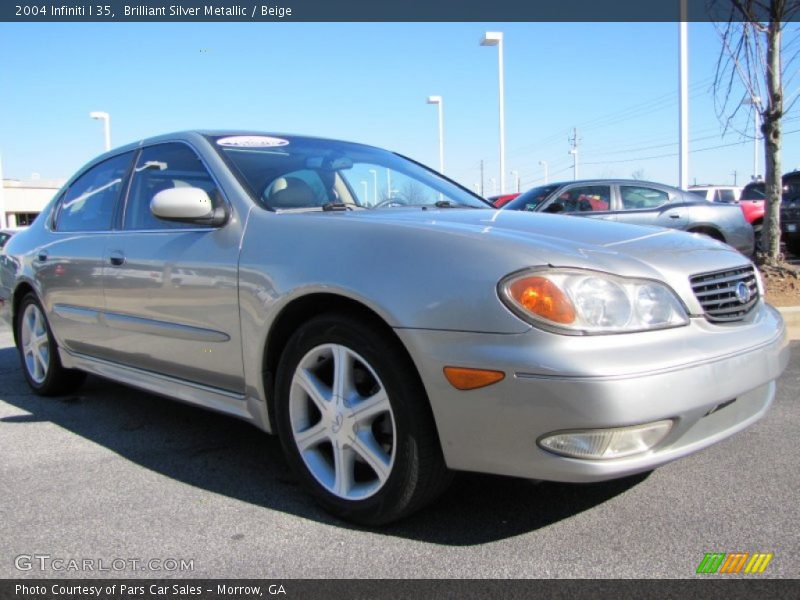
487, 193, 520, 207
739, 182, 768, 252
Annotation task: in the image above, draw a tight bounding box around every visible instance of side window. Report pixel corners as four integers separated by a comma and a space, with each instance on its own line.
56, 152, 134, 232
620, 186, 670, 210
717, 189, 737, 203
124, 143, 219, 230
547, 185, 611, 213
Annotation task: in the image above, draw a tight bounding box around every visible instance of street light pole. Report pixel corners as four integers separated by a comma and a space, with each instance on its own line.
368, 169, 378, 206
679, 0, 689, 190
360, 181, 369, 204
0, 153, 6, 229
90, 111, 111, 151
539, 160, 548, 184
481, 32, 505, 194
510, 170, 520, 193
426, 96, 445, 174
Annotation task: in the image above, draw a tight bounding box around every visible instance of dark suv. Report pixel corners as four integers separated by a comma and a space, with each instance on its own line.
741, 172, 800, 256
781, 171, 800, 256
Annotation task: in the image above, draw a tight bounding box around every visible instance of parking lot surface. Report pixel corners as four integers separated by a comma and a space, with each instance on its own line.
0, 326, 797, 578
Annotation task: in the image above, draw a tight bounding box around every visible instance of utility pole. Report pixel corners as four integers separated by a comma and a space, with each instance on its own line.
732, 170, 738, 186
568, 127, 580, 180
480, 160, 485, 196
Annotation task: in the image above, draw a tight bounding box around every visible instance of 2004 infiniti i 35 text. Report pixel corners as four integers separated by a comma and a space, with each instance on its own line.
0, 132, 789, 525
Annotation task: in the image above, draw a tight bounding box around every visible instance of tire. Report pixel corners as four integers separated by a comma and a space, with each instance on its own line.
786, 235, 800, 257
274, 313, 451, 525
16, 293, 86, 396
752, 222, 763, 254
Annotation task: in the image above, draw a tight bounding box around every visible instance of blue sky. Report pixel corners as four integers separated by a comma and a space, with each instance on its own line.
2, 21, 800, 192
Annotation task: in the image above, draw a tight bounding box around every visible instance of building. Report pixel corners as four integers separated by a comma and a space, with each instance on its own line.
0, 179, 63, 228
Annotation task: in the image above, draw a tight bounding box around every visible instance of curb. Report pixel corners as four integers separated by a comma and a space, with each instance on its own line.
776, 306, 800, 341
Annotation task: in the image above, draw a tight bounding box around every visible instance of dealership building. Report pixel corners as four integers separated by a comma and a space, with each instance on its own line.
0, 179, 63, 228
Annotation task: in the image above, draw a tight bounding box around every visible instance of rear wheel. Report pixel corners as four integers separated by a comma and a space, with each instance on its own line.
16, 293, 85, 396
274, 313, 451, 525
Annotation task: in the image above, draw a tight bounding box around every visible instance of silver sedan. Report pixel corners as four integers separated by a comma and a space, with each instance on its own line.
0, 132, 788, 525
501, 179, 755, 255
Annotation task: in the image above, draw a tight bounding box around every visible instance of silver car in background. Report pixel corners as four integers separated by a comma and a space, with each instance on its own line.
0, 132, 788, 525
502, 179, 755, 255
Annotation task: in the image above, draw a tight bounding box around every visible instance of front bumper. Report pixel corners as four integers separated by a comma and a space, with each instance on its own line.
396, 302, 789, 482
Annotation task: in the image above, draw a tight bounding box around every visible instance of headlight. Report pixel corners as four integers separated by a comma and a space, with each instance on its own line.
499, 269, 689, 334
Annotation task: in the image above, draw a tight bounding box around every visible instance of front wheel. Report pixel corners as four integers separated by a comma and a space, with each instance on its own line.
274, 313, 451, 525
16, 293, 85, 396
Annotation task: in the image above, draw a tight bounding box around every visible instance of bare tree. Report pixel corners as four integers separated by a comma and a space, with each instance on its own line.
711, 0, 800, 265
631, 168, 646, 180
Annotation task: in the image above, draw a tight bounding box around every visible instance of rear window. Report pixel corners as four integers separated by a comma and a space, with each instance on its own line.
741, 184, 765, 200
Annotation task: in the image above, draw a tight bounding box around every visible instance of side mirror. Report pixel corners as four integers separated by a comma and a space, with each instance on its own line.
151, 187, 228, 227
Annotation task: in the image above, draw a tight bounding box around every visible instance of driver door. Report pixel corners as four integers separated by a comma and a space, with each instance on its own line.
101, 142, 245, 393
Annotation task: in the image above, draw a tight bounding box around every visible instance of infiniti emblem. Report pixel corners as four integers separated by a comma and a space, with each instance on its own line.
331, 412, 344, 434
735, 281, 751, 304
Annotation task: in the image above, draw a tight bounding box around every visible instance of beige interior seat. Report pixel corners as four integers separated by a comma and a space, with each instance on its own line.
267, 177, 318, 208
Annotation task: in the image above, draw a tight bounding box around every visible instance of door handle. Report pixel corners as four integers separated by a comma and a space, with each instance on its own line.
108, 251, 126, 267
668, 213, 681, 219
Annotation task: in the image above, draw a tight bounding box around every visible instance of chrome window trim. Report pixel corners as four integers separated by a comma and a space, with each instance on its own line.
48, 150, 138, 234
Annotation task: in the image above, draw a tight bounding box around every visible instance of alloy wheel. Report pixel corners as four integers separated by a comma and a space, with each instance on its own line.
288, 343, 396, 501
20, 303, 50, 384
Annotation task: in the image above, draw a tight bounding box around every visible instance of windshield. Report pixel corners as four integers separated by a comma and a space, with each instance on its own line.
210, 135, 489, 211
501, 184, 560, 211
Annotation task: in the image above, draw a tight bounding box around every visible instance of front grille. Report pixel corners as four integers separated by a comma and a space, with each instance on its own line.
781, 199, 800, 222
690, 265, 759, 322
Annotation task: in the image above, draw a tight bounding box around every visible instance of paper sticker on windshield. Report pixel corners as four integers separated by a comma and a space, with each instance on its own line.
217, 136, 289, 148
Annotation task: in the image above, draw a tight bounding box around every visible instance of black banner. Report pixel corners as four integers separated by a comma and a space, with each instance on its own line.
1, 580, 799, 600
0, 0, 790, 23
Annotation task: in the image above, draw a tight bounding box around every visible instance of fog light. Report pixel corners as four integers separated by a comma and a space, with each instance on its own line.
538, 420, 673, 460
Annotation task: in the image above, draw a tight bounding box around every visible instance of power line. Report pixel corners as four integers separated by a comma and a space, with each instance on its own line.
581, 127, 800, 166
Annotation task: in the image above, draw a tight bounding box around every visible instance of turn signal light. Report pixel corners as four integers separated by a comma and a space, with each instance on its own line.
507, 276, 576, 324
443, 367, 505, 391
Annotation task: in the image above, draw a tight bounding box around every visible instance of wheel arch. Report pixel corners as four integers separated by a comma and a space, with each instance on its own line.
262, 292, 428, 432
687, 225, 726, 242
11, 281, 37, 347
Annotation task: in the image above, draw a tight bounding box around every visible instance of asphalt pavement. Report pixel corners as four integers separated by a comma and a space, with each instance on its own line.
0, 326, 797, 579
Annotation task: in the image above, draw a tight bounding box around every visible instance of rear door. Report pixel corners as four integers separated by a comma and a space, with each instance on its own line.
36, 151, 134, 358
101, 142, 245, 393
615, 184, 688, 230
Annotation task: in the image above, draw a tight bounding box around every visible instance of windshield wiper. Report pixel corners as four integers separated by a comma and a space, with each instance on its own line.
432, 200, 478, 208
322, 202, 352, 211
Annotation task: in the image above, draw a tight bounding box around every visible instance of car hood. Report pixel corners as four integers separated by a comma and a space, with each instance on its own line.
344, 207, 748, 273
254, 207, 754, 333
